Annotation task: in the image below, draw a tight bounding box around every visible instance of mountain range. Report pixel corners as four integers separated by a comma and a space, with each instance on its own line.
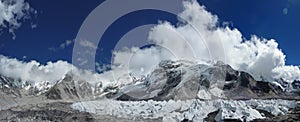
0, 60, 299, 121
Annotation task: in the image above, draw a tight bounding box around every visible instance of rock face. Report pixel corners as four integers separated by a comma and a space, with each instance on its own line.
113, 60, 298, 101
0, 102, 96, 122
46, 74, 82, 100
0, 76, 22, 98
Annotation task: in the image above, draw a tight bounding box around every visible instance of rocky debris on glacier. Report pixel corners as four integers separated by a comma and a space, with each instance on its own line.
0, 99, 298, 122
71, 99, 298, 122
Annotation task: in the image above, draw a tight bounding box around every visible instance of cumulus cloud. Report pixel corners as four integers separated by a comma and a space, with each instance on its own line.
112, 46, 176, 77
0, 0, 35, 39
0, 55, 73, 83
109, 0, 300, 82
0, 55, 108, 86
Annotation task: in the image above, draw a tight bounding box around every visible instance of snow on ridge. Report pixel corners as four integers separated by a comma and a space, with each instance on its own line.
71, 99, 297, 122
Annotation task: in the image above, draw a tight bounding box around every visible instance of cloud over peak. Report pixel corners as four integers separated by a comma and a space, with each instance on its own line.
0, 0, 298, 85
0, 55, 73, 83
111, 0, 300, 82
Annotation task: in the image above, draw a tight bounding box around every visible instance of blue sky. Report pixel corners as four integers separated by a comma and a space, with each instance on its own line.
0, 0, 299, 66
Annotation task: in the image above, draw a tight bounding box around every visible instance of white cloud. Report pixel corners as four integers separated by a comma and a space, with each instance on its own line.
48, 47, 56, 52
0, 55, 74, 83
60, 40, 73, 49
0, 0, 35, 38
49, 40, 74, 51
95, 62, 110, 73
0, 55, 109, 86
79, 40, 97, 50
108, 0, 300, 82
113, 46, 176, 77
272, 66, 300, 81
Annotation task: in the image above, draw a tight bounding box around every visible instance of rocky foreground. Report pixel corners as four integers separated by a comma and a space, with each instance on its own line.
0, 100, 299, 122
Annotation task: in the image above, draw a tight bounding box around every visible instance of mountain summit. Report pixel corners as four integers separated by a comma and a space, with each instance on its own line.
113, 60, 299, 101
